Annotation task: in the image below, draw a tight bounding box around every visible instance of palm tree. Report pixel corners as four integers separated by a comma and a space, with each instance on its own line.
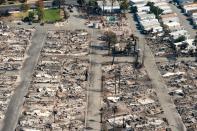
20, 0, 29, 12
110, 0, 115, 14
102, 0, 106, 16
36, 0, 44, 21
120, 0, 129, 14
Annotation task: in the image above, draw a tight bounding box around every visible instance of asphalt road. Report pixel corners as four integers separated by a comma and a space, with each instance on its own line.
85, 24, 103, 130
127, 13, 186, 131
85, 57, 102, 131
1, 28, 47, 131
169, 4, 197, 39
143, 44, 187, 131
0, 1, 52, 14
1, 7, 192, 131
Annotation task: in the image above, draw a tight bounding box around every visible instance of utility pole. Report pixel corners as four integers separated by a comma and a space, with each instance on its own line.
134, 38, 137, 53
122, 117, 126, 128
68, 120, 72, 131
100, 107, 103, 123
135, 49, 139, 67
112, 47, 115, 65
114, 70, 117, 95
85, 69, 88, 81
142, 38, 145, 66
101, 75, 104, 92
118, 66, 121, 93
113, 105, 117, 131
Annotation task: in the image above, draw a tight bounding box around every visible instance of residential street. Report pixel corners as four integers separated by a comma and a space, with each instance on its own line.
85, 22, 103, 130
127, 13, 186, 131
1, 28, 47, 131
1, 2, 196, 130
85, 56, 102, 130
143, 44, 186, 131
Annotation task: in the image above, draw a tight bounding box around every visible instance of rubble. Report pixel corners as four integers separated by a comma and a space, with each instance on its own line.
101, 63, 169, 130
86, 15, 131, 37
44, 30, 89, 56
16, 30, 90, 131
146, 35, 175, 57
157, 61, 197, 130
0, 22, 34, 122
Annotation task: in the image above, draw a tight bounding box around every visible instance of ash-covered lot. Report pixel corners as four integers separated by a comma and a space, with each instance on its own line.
101, 63, 170, 131
0, 22, 34, 123
157, 61, 197, 130
16, 30, 90, 131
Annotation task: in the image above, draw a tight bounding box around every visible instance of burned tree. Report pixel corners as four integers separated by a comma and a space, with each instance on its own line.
104, 31, 117, 55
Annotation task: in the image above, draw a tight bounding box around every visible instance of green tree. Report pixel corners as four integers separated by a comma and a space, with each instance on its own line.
19, 0, 26, 3
28, 11, 34, 21
37, 8, 44, 21
120, 0, 129, 13
88, 0, 97, 6
52, 0, 64, 9
130, 6, 137, 13
104, 31, 117, 54
147, 1, 154, 7
36, 0, 44, 21
77, 0, 85, 7
87, 0, 97, 16
102, 0, 107, 15
20, 2, 29, 12
0, 0, 6, 5
174, 35, 186, 43
147, 2, 163, 18
110, 0, 115, 13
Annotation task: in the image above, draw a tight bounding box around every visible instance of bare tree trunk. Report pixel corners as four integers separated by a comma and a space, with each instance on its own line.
108, 42, 111, 55
59, 0, 61, 9
111, 0, 114, 14
103, 4, 104, 16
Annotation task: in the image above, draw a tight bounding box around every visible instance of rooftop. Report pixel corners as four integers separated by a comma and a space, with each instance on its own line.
160, 13, 178, 19
183, 2, 197, 8
164, 21, 181, 27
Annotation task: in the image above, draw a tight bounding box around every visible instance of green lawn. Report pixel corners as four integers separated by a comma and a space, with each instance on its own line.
43, 8, 61, 22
